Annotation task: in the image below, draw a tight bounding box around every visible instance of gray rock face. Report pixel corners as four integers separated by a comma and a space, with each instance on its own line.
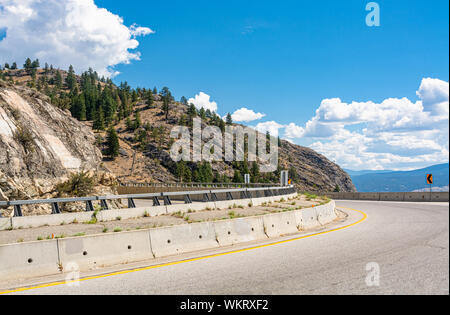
279, 141, 356, 192
0, 81, 104, 211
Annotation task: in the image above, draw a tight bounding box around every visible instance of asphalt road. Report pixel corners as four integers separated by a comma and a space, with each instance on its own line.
4, 201, 449, 295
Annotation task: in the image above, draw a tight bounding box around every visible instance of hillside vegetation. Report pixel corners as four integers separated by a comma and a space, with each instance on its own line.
1, 59, 355, 194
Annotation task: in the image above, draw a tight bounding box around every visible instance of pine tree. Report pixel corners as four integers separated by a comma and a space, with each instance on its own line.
31, 59, 40, 68
134, 111, 141, 129
145, 90, 153, 108
126, 117, 134, 131
93, 106, 105, 131
233, 170, 243, 183
219, 119, 225, 133
106, 127, 119, 159
66, 65, 76, 91
226, 113, 233, 125
162, 97, 170, 121
55, 71, 63, 89
251, 162, 260, 183
23, 58, 32, 69
199, 108, 206, 120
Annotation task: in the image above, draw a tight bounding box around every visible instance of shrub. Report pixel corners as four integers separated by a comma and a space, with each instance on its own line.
56, 171, 95, 197
14, 125, 35, 153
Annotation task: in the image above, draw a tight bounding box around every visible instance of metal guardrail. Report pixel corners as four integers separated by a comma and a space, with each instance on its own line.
0, 185, 296, 217
118, 182, 280, 188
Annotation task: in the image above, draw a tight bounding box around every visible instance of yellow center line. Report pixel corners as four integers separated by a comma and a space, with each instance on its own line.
0, 207, 367, 295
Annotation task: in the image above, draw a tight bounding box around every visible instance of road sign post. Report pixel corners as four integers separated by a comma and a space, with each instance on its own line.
427, 174, 433, 201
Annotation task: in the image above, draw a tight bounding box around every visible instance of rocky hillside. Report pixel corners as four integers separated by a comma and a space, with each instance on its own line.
0, 66, 356, 205
0, 79, 116, 215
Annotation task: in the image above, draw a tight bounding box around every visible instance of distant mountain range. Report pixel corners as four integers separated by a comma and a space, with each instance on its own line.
345, 163, 449, 192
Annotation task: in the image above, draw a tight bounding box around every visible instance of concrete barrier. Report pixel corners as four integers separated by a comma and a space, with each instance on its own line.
262, 211, 298, 238
58, 230, 154, 271
0, 240, 60, 281
0, 218, 11, 231
325, 191, 448, 202
358, 193, 380, 201
11, 212, 94, 229
431, 192, 450, 202
251, 197, 272, 207
149, 222, 219, 257
315, 201, 337, 225
404, 192, 428, 202
213, 217, 267, 246
166, 202, 215, 214
295, 207, 320, 230
379, 192, 405, 201
98, 206, 167, 222
0, 200, 337, 281
214, 199, 253, 210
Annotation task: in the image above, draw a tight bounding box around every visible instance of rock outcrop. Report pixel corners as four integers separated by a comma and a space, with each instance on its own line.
0, 80, 114, 215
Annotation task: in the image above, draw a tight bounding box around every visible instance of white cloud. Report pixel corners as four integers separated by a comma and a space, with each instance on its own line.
416, 77, 449, 116
284, 122, 304, 139
280, 78, 449, 170
188, 92, 218, 112
231, 107, 265, 122
253, 121, 284, 137
0, 0, 154, 77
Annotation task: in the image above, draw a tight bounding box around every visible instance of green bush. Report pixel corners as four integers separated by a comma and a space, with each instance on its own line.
14, 125, 35, 153
56, 171, 95, 197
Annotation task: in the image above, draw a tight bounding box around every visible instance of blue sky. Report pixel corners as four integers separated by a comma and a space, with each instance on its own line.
100, 0, 448, 118
0, 0, 448, 171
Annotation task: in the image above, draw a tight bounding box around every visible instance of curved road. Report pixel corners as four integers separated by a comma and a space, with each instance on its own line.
3, 201, 449, 295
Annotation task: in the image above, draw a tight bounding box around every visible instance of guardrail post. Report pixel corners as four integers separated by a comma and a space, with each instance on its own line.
163, 195, 172, 206
240, 191, 247, 199
128, 198, 136, 208
51, 202, 61, 214
100, 199, 109, 210
184, 195, 192, 204
210, 192, 218, 202
226, 192, 233, 200
153, 196, 161, 206
86, 200, 94, 212
246, 190, 252, 199
13, 205, 23, 217
202, 193, 210, 202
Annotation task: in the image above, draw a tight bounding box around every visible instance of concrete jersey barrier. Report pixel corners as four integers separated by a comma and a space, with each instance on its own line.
0, 240, 60, 281
149, 221, 219, 257
262, 211, 299, 238
213, 216, 267, 246
0, 218, 11, 231
322, 191, 449, 202
0, 199, 337, 282
58, 230, 154, 271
